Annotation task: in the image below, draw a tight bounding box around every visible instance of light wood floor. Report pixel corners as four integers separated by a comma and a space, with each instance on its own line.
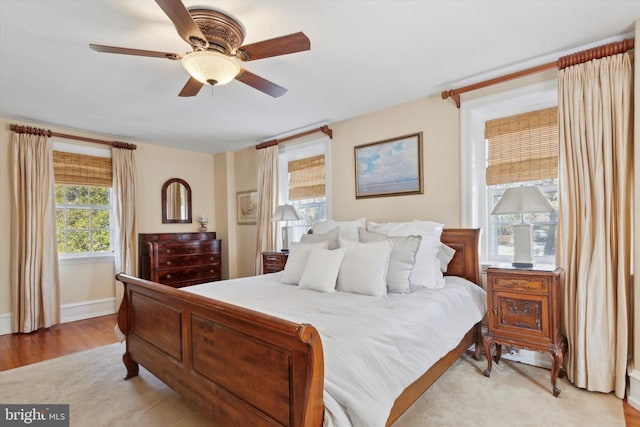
0, 314, 638, 425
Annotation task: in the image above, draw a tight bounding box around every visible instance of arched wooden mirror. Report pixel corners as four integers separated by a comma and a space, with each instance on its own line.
162, 178, 192, 223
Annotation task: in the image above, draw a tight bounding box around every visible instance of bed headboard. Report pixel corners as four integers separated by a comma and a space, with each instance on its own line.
440, 228, 480, 285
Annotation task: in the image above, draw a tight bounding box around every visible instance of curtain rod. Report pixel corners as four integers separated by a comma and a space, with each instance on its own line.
255, 125, 333, 150
9, 124, 137, 150
441, 37, 635, 108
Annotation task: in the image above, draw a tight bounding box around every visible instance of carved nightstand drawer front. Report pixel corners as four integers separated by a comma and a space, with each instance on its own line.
492, 275, 549, 293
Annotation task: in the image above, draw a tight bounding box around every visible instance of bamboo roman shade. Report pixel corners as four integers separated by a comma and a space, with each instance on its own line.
53, 151, 113, 187
485, 107, 559, 185
288, 155, 325, 200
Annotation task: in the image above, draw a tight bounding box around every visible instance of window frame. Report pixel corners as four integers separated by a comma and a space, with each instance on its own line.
52, 140, 114, 260
460, 79, 558, 264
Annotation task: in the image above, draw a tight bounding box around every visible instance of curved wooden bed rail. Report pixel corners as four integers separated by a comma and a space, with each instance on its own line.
116, 228, 482, 427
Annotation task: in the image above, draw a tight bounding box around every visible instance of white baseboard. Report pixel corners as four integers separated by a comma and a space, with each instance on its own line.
0, 297, 117, 335
628, 369, 640, 410
499, 347, 553, 370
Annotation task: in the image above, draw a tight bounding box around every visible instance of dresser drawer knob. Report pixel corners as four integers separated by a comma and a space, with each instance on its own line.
210, 269, 214, 273
166, 274, 172, 279
166, 260, 172, 265
166, 249, 171, 254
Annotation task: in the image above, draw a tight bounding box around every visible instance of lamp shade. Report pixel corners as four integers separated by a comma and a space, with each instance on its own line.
181, 50, 240, 85
271, 204, 304, 222
491, 186, 554, 216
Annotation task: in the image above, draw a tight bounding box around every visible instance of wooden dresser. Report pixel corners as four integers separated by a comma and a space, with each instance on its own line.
483, 265, 566, 397
138, 232, 222, 288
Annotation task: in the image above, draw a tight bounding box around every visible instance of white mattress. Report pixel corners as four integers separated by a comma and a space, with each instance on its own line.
184, 273, 486, 427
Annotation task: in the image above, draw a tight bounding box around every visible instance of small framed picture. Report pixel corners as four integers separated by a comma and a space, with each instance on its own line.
236, 190, 258, 225
354, 132, 423, 198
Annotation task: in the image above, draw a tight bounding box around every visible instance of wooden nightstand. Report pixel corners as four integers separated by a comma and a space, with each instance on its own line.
262, 251, 288, 274
483, 265, 567, 397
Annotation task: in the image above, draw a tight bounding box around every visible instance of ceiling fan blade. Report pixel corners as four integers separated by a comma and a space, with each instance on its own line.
236, 32, 310, 62
235, 69, 287, 98
90, 44, 181, 60
178, 77, 204, 97
155, 0, 209, 49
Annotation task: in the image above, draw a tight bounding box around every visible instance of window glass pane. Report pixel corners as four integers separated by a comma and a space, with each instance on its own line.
67, 208, 90, 229
67, 231, 90, 253
66, 186, 89, 205
55, 184, 112, 256
90, 187, 110, 206
91, 209, 110, 228
91, 230, 111, 252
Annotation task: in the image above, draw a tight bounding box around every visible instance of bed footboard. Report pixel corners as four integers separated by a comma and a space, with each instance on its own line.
116, 273, 324, 427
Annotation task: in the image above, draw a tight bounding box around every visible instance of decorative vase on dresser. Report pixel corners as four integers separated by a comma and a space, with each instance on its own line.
483, 265, 567, 397
138, 232, 222, 288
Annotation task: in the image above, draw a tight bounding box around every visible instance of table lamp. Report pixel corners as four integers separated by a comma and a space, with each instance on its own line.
491, 186, 554, 268
271, 204, 304, 252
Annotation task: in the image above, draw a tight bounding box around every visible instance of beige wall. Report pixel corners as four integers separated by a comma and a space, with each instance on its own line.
0, 117, 217, 321
331, 94, 461, 225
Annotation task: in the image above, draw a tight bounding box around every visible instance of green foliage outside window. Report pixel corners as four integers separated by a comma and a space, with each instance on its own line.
56, 185, 112, 255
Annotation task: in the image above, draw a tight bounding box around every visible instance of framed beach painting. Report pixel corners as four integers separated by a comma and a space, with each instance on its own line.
354, 132, 423, 199
236, 190, 258, 224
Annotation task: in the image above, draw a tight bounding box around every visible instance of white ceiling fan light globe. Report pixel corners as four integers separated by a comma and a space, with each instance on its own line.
181, 51, 240, 85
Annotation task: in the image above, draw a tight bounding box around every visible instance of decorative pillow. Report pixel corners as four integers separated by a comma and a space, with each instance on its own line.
336, 239, 392, 297
280, 241, 330, 285
298, 247, 346, 293
312, 218, 366, 242
437, 243, 456, 273
367, 220, 444, 288
300, 227, 339, 249
358, 228, 421, 293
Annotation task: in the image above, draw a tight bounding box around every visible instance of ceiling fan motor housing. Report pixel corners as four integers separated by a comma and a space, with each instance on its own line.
189, 8, 245, 55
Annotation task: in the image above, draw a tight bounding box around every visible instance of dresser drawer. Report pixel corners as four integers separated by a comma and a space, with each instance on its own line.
157, 253, 220, 270
158, 241, 221, 256
490, 274, 550, 293
158, 265, 221, 285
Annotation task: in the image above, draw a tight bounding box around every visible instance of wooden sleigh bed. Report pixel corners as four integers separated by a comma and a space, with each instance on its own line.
116, 228, 482, 427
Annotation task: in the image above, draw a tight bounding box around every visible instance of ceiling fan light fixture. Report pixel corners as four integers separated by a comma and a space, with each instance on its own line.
181, 50, 240, 85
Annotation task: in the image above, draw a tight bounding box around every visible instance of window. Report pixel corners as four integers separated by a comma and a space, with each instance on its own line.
460, 79, 558, 263
52, 141, 113, 257
485, 107, 559, 263
55, 185, 113, 255
278, 138, 331, 246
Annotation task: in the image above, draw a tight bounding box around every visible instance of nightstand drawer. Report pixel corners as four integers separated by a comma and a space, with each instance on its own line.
264, 255, 286, 266
491, 274, 550, 293
262, 251, 288, 274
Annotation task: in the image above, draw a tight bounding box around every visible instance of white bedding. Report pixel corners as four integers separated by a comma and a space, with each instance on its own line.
183, 273, 486, 427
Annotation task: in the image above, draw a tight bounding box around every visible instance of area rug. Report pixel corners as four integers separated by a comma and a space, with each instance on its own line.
0, 343, 624, 426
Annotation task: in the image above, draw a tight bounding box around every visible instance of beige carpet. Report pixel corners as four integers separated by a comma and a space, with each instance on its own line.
0, 343, 623, 427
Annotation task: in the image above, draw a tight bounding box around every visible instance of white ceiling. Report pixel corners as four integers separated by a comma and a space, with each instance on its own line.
1, 0, 638, 154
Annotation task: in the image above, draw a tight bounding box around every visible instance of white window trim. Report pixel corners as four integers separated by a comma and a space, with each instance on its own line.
460, 79, 557, 263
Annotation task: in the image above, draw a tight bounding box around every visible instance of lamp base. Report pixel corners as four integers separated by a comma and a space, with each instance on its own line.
512, 261, 534, 269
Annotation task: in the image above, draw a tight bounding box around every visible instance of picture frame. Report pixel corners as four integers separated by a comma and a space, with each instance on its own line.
354, 132, 423, 199
236, 190, 258, 225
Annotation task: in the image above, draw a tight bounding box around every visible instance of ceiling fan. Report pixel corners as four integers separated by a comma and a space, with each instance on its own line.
89, 0, 310, 98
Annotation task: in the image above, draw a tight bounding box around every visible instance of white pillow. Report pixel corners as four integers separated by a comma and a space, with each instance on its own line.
336, 239, 392, 297
312, 218, 366, 242
300, 227, 340, 249
367, 220, 444, 289
437, 243, 456, 273
358, 228, 421, 293
298, 248, 346, 293
280, 241, 330, 285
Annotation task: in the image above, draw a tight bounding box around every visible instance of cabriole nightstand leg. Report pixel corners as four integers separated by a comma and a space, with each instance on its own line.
482, 335, 494, 377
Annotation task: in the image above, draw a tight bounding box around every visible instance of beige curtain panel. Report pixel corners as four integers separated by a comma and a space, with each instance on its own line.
557, 52, 632, 398
112, 147, 138, 307
254, 145, 278, 274
10, 132, 60, 333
